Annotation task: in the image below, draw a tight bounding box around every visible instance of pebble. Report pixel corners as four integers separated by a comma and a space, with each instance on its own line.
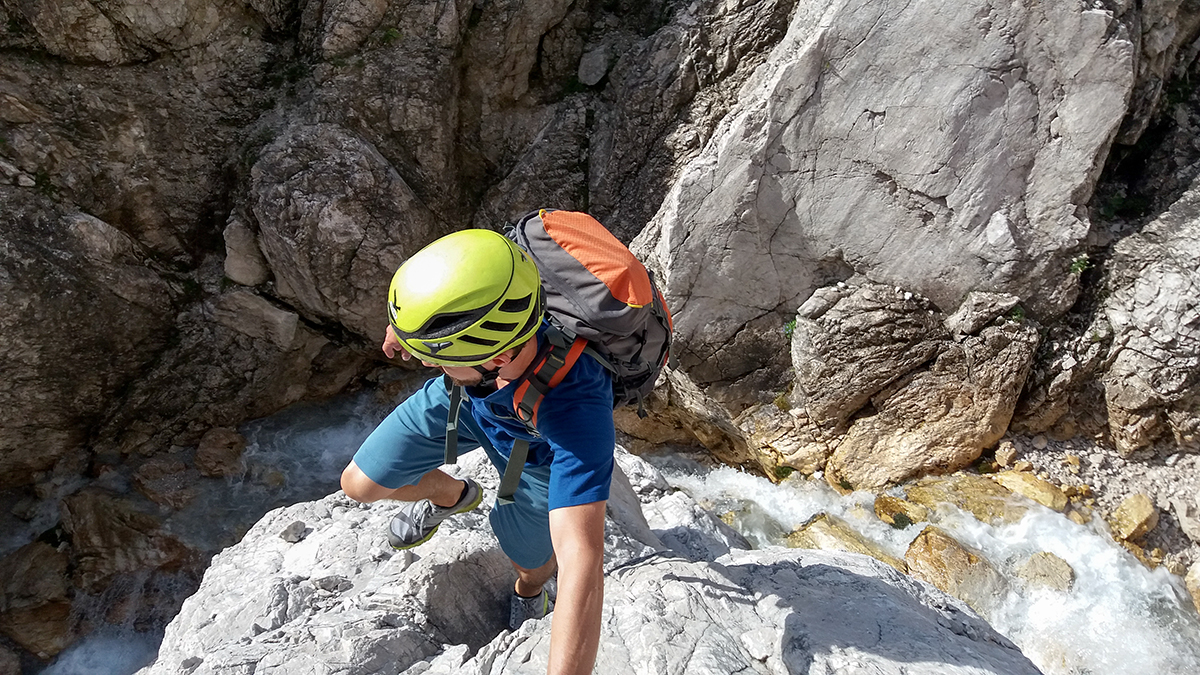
1032, 435, 1048, 450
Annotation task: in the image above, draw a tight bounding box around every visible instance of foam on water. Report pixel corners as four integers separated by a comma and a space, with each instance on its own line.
39, 627, 160, 675
646, 455, 1200, 675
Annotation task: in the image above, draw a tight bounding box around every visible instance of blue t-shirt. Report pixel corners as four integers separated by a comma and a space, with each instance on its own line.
465, 326, 615, 511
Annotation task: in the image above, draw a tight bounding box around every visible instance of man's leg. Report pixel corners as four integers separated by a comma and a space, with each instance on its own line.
512, 555, 557, 597
342, 461, 466, 508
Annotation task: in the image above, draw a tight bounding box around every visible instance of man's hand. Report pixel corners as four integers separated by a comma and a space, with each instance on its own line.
382, 325, 412, 360
547, 500, 607, 675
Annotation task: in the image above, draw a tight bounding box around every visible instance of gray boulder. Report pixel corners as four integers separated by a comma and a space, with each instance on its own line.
1102, 176, 1200, 455
140, 450, 1042, 675
634, 0, 1134, 409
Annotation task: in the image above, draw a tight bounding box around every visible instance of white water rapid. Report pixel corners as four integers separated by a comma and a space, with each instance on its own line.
645, 452, 1200, 675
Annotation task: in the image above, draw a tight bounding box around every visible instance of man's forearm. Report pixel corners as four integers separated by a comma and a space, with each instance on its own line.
547, 501, 607, 675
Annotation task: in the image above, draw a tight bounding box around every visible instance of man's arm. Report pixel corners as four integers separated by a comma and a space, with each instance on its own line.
547, 500, 607, 675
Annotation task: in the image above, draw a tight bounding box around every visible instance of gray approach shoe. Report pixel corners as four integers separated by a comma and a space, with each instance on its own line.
387, 478, 483, 550
509, 588, 554, 630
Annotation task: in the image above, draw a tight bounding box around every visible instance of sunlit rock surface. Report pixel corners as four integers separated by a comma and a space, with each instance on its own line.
140, 451, 1042, 675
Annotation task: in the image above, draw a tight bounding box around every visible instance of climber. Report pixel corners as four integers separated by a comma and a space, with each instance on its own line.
339, 229, 613, 675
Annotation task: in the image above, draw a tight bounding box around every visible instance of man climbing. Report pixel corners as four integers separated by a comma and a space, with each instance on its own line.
340, 228, 614, 675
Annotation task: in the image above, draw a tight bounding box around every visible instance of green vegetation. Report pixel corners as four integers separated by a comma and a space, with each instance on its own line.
380, 27, 401, 45
773, 466, 795, 481
33, 168, 57, 198
1069, 254, 1091, 275
783, 317, 797, 341
1006, 305, 1026, 323
838, 478, 853, 491
889, 513, 912, 529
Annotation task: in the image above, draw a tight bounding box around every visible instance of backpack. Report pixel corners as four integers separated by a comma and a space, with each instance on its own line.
443, 209, 673, 505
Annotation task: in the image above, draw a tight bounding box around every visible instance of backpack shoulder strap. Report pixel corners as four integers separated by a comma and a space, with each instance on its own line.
511, 331, 589, 428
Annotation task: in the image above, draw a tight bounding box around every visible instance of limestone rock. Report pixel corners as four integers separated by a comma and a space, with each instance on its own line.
641, 491, 750, 563
0, 542, 73, 658
615, 368, 758, 470
874, 494, 930, 528
905, 526, 1008, 616
944, 292, 1022, 337
0, 645, 19, 675
140, 452, 1041, 675
819, 292, 1039, 489
1016, 552, 1075, 592
222, 217, 270, 287
249, 123, 445, 340
0, 192, 175, 490
789, 284, 947, 427
995, 441, 1019, 467
734, 402, 834, 478
1110, 493, 1159, 541
990, 471, 1069, 512
634, 0, 1135, 406
785, 513, 908, 573
905, 474, 1029, 525
1187, 561, 1200, 611
279, 521, 307, 544
195, 428, 247, 478
1102, 176, 1200, 456
1170, 492, 1200, 544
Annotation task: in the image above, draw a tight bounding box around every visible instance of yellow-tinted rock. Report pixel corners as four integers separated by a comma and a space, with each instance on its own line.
995, 441, 1018, 467
990, 471, 1068, 512
905, 526, 1007, 615
1013, 460, 1034, 472
1111, 493, 1159, 541
786, 513, 907, 573
905, 473, 1028, 524
874, 494, 930, 528
1016, 552, 1075, 592
1186, 562, 1200, 612
1066, 508, 1091, 525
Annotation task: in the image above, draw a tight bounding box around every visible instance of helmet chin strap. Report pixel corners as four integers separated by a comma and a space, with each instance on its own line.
473, 364, 501, 388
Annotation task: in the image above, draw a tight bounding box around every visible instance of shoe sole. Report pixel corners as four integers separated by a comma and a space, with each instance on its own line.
388, 481, 484, 551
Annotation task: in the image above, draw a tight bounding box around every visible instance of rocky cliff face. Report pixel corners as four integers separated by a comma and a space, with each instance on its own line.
3, 0, 1200, 665
138, 450, 1043, 675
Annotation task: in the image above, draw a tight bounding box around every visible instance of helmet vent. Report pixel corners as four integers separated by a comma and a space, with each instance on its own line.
481, 320, 519, 333
459, 335, 500, 346
498, 295, 532, 313
420, 311, 479, 338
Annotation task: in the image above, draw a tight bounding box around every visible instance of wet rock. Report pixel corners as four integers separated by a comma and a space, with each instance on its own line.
904, 474, 1029, 525
1016, 552, 1076, 592
0, 542, 73, 658
132, 456, 197, 510
1110, 493, 1159, 541
905, 526, 1007, 616
786, 512, 908, 573
873, 494, 930, 529
195, 428, 247, 478
60, 489, 197, 592
990, 471, 1068, 512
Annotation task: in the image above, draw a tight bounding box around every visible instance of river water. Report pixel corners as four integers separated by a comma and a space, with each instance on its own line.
646, 453, 1200, 675
29, 391, 1200, 675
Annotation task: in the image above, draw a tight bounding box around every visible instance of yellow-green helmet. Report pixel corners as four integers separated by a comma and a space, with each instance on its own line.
387, 229, 544, 366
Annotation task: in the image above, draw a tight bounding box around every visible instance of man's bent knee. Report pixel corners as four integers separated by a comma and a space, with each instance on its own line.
341, 461, 392, 503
